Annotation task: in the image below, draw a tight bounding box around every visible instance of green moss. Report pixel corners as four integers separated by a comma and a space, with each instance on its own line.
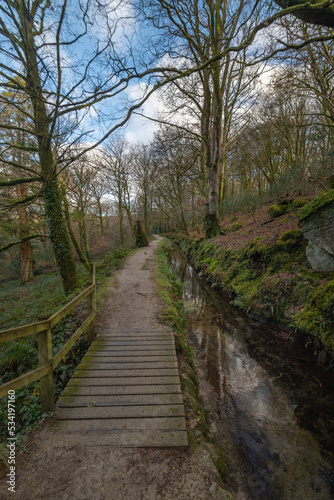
279, 229, 303, 242
135, 221, 149, 247
171, 230, 334, 358
204, 212, 221, 238
292, 197, 308, 209
299, 189, 334, 223
226, 221, 244, 232
214, 448, 227, 481
294, 281, 334, 352
268, 202, 289, 218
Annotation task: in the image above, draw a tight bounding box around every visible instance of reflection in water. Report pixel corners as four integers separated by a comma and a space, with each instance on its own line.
170, 250, 334, 500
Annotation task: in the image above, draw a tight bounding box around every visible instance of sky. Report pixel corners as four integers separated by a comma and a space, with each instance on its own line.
0, 0, 282, 151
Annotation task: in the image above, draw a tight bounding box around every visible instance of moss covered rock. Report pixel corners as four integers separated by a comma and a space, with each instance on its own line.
298, 190, 334, 272
268, 202, 289, 218
299, 189, 334, 223
292, 197, 308, 209
226, 221, 244, 232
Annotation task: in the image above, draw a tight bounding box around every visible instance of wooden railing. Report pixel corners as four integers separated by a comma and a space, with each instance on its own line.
0, 265, 96, 412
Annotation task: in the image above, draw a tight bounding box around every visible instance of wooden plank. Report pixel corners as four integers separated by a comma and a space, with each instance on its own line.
57, 393, 183, 407
88, 345, 175, 352
57, 404, 185, 419
66, 376, 180, 386
50, 429, 188, 448
48, 284, 95, 327
98, 329, 173, 335
0, 364, 50, 399
0, 320, 49, 344
61, 385, 181, 396
93, 340, 174, 346
94, 336, 173, 342
73, 368, 179, 378
77, 361, 178, 370
54, 416, 186, 431
83, 355, 177, 363
53, 318, 188, 447
86, 349, 175, 356
38, 328, 55, 412
95, 333, 173, 338
52, 312, 95, 369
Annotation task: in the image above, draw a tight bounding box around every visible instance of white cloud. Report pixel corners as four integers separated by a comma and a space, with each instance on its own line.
123, 83, 168, 143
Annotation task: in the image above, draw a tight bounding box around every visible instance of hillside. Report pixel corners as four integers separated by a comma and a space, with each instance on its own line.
173, 193, 334, 364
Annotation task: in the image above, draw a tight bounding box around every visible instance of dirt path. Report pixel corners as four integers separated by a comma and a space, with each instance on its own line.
95, 237, 163, 334
0, 238, 226, 500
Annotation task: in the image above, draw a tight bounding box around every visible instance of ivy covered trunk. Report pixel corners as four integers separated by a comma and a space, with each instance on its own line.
20, 4, 78, 293
43, 178, 77, 292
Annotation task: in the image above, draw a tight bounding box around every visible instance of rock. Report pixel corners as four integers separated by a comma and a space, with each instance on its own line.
292, 197, 307, 209
209, 482, 233, 500
268, 200, 290, 218
298, 190, 334, 271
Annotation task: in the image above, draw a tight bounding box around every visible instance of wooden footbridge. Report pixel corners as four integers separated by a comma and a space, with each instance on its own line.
0, 265, 187, 448
57, 329, 188, 448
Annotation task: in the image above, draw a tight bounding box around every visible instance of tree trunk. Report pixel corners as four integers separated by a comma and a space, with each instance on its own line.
119, 199, 125, 244
20, 240, 33, 282
80, 207, 91, 261
17, 171, 33, 283
97, 199, 105, 239
135, 220, 149, 247
21, 6, 78, 293
125, 205, 135, 236
43, 177, 77, 293
202, 73, 221, 239
330, 152, 334, 189
205, 166, 221, 238
61, 181, 90, 270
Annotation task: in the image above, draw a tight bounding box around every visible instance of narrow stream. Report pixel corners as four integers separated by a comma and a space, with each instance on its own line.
170, 247, 334, 500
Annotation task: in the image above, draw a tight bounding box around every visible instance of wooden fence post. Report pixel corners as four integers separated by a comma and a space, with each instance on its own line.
38, 326, 55, 412
87, 263, 96, 345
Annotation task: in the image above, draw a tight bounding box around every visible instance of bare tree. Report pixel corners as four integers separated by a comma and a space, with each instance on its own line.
102, 139, 134, 244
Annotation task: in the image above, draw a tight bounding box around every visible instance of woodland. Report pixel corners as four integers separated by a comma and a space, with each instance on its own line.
1, 2, 334, 495
0, 0, 334, 294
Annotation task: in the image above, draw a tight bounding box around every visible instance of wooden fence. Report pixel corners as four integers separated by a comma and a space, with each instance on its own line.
0, 265, 96, 412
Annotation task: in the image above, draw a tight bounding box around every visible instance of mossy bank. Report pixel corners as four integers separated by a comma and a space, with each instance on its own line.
170, 228, 334, 364
155, 239, 231, 495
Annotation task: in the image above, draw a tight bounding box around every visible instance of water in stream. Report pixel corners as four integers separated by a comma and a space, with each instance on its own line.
170, 248, 334, 500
